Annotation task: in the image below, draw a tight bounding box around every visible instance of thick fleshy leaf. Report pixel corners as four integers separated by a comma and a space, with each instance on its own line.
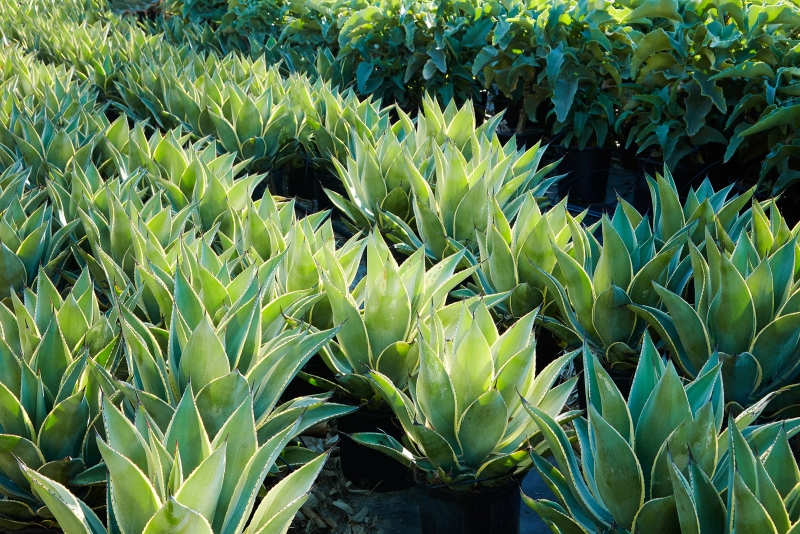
593, 217, 633, 294
99, 438, 161, 534
520, 493, 588, 534
649, 403, 716, 499
732, 471, 778, 533
689, 455, 726, 534
552, 244, 597, 342
523, 404, 612, 525
164, 384, 212, 476
349, 432, 413, 467
765, 427, 800, 498
22, 465, 105, 534
592, 285, 636, 349
451, 321, 493, 416
219, 422, 298, 534
627, 332, 664, 429
0, 242, 26, 299
589, 405, 643, 529
585, 348, 632, 444
755, 456, 790, 533
750, 313, 800, 388
102, 395, 151, 475
364, 262, 411, 361
635, 362, 691, 491
38, 392, 89, 463
632, 495, 680, 534
174, 442, 226, 524
707, 254, 756, 356
457, 389, 507, 468
179, 315, 230, 393
667, 454, 700, 534
322, 274, 370, 373
416, 339, 458, 448
0, 381, 35, 441
375, 342, 417, 390
652, 283, 710, 372
211, 394, 257, 532
143, 497, 213, 534
246, 452, 327, 534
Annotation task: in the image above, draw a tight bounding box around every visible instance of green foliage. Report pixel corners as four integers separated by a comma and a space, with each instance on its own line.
0, 269, 118, 528
524, 344, 800, 533
316, 231, 478, 399
634, 195, 800, 406
352, 301, 579, 489
20, 386, 330, 534
3, 0, 800, 529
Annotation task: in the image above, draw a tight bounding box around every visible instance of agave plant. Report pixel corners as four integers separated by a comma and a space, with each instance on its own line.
0, 270, 119, 528
453, 194, 575, 317
316, 231, 480, 399
533, 198, 690, 367
272, 210, 364, 300
112, 254, 355, 441
20, 383, 329, 534
118, 50, 305, 171
351, 301, 579, 489
302, 83, 390, 174
66, 125, 272, 293
323, 95, 559, 256
632, 198, 800, 406
647, 169, 756, 248
121, 127, 267, 232
0, 177, 79, 299
523, 340, 800, 533
0, 75, 108, 185
533, 171, 760, 367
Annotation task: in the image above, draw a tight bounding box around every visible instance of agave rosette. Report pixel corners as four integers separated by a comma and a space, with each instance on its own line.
302, 82, 390, 173
0, 176, 79, 299
534, 172, 759, 368
316, 231, 481, 399
322, 97, 502, 229
632, 198, 800, 406
0, 81, 108, 186
0, 269, 119, 528
396, 136, 560, 262
523, 339, 800, 533
108, 265, 356, 445
453, 194, 576, 317
351, 299, 578, 489
19, 385, 331, 534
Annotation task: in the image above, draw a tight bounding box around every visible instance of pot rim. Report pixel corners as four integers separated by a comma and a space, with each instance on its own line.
421, 472, 526, 497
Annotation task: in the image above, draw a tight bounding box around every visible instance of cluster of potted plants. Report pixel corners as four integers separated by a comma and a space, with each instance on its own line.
176, 0, 800, 201
2, 1, 800, 534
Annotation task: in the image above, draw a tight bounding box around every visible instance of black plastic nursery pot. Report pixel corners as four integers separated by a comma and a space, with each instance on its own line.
283, 164, 316, 201
555, 145, 614, 204
419, 478, 522, 534
338, 406, 415, 492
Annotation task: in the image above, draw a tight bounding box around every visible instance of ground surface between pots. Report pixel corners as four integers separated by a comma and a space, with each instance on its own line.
343, 470, 555, 534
